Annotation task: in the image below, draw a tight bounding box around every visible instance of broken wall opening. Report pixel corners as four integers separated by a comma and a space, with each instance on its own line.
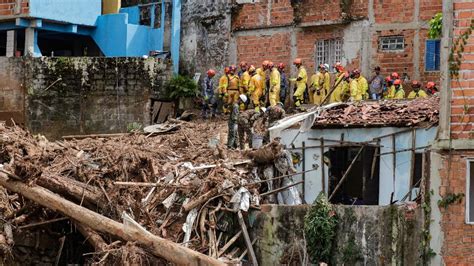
37, 31, 102, 57
327, 146, 380, 205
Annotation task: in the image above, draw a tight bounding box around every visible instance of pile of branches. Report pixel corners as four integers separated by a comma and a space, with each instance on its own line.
0, 120, 289, 265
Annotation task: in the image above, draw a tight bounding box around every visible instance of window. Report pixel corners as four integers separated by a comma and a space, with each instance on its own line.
467, 161, 474, 224
425, 40, 441, 71
379, 36, 405, 51
315, 39, 343, 71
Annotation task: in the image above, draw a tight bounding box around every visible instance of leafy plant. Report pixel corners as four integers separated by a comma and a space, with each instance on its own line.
165, 75, 199, 100
428, 13, 442, 39
304, 193, 338, 264
450, 19, 474, 78
438, 192, 464, 208
127, 122, 142, 133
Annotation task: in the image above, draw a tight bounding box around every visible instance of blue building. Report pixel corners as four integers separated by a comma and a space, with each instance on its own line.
0, 0, 181, 73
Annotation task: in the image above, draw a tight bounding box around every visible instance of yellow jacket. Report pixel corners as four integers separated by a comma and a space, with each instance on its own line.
257, 68, 266, 89
324, 72, 331, 92
357, 76, 369, 99
387, 84, 404, 99
310, 72, 324, 90
270, 67, 281, 88
407, 90, 427, 99
240, 71, 251, 94
350, 79, 362, 101
330, 72, 348, 103
228, 74, 240, 91
393, 88, 406, 99
296, 66, 308, 91
218, 75, 228, 94
249, 73, 264, 94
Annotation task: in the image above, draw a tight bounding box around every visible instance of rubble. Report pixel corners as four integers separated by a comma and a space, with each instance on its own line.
0, 119, 298, 264
314, 97, 440, 127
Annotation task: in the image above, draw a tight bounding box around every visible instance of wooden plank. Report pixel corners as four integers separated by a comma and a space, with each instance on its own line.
152, 101, 163, 123
320, 137, 326, 194
157, 102, 175, 123
329, 146, 365, 201
237, 211, 258, 266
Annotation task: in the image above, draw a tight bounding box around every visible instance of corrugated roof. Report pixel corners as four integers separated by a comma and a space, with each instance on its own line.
313, 97, 439, 128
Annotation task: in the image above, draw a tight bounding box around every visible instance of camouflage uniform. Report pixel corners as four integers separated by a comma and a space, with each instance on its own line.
227, 103, 240, 149
201, 76, 216, 118
237, 109, 261, 149
263, 105, 286, 144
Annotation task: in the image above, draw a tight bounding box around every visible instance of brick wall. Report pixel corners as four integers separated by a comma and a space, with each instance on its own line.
450, 1, 474, 139
0, 57, 172, 139
232, 0, 294, 30
0, 0, 29, 16
437, 151, 474, 264
236, 32, 291, 69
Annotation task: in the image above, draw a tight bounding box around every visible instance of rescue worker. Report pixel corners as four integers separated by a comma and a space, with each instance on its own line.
227, 65, 241, 107
237, 108, 261, 149
218, 67, 230, 113
352, 69, 369, 100
391, 72, 400, 81
228, 94, 247, 149
330, 62, 349, 103
322, 64, 331, 95
407, 80, 428, 99
239, 62, 251, 110
383, 76, 394, 99
369, 66, 384, 100
201, 69, 217, 118
278, 63, 288, 106
425, 82, 439, 96
310, 64, 326, 105
349, 70, 362, 101
269, 62, 281, 107
290, 58, 308, 109
249, 65, 265, 112
392, 79, 405, 99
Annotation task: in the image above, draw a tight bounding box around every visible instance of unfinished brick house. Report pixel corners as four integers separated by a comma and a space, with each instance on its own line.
429, 1, 474, 265
230, 0, 442, 84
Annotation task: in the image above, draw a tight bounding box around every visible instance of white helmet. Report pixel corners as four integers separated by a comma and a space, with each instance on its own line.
324, 64, 330, 70
239, 94, 248, 103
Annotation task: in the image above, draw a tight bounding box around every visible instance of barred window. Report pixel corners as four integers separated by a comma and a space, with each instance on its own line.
315, 38, 343, 72
379, 36, 405, 51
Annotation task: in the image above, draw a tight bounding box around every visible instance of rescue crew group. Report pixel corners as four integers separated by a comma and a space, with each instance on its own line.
201, 58, 439, 118
200, 58, 439, 148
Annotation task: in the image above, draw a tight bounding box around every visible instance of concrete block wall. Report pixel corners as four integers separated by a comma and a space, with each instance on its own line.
0, 0, 29, 16
0, 57, 172, 139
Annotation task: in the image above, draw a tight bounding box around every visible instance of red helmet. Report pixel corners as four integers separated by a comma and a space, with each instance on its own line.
278, 63, 285, 70
224, 67, 230, 74
334, 62, 344, 72
391, 72, 400, 79
207, 69, 216, 77
393, 79, 401, 85
426, 82, 436, 89
239, 61, 248, 68
385, 76, 392, 83
293, 58, 302, 65
411, 80, 421, 88
262, 60, 270, 68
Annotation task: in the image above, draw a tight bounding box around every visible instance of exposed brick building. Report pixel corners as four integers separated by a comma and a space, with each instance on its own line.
429, 1, 474, 265
230, 0, 442, 84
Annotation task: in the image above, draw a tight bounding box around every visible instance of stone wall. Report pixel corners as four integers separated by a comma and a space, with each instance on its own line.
0, 0, 29, 16
249, 204, 423, 265
0, 57, 172, 139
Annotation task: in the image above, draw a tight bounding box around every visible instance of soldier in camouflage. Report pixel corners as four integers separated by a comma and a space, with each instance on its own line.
228, 94, 248, 149
237, 108, 262, 149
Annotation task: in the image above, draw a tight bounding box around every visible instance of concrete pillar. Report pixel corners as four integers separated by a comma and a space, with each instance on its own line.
163, 1, 172, 51
6, 30, 16, 57
171, 0, 181, 74
24, 28, 41, 57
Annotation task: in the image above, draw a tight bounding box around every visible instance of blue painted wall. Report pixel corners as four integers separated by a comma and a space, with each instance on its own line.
120, 6, 140, 25
29, 0, 101, 26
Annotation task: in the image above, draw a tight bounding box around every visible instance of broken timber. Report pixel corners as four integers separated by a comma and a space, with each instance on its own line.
0, 172, 225, 266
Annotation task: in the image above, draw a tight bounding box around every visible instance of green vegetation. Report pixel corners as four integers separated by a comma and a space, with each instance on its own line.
450, 19, 474, 78
438, 192, 465, 209
304, 193, 338, 264
428, 13, 442, 39
165, 75, 199, 100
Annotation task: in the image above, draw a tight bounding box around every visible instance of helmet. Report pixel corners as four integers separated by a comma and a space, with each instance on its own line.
224, 67, 230, 74
334, 62, 344, 71
262, 60, 270, 68
385, 76, 392, 83
239, 61, 248, 68
207, 69, 216, 77
393, 79, 401, 85
411, 80, 421, 88
293, 58, 302, 65
268, 61, 274, 68
426, 81, 435, 89
343, 71, 350, 79
278, 63, 285, 70
391, 72, 400, 79
352, 69, 360, 75
248, 65, 256, 73
229, 65, 237, 72
239, 94, 248, 103
324, 64, 330, 70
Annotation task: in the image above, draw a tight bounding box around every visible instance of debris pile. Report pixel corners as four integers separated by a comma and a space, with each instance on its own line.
0, 120, 300, 264
315, 96, 439, 127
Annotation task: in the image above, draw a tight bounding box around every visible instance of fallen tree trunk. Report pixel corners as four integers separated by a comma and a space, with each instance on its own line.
0, 173, 224, 266
75, 222, 108, 252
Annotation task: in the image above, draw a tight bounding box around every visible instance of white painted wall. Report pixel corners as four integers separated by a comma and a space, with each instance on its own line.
279, 126, 437, 205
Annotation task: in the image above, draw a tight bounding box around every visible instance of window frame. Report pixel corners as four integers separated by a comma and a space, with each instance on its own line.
379, 36, 405, 52
315, 38, 343, 72
466, 160, 474, 224
425, 39, 441, 72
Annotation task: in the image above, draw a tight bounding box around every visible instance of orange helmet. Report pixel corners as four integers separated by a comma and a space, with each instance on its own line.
224, 67, 230, 74
391, 72, 400, 79
385, 76, 392, 83
426, 82, 436, 89
207, 69, 216, 77
393, 79, 401, 85
248, 65, 256, 73
278, 63, 285, 70
262, 60, 270, 68
334, 62, 344, 72
411, 80, 421, 88
239, 61, 247, 68
293, 58, 302, 65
